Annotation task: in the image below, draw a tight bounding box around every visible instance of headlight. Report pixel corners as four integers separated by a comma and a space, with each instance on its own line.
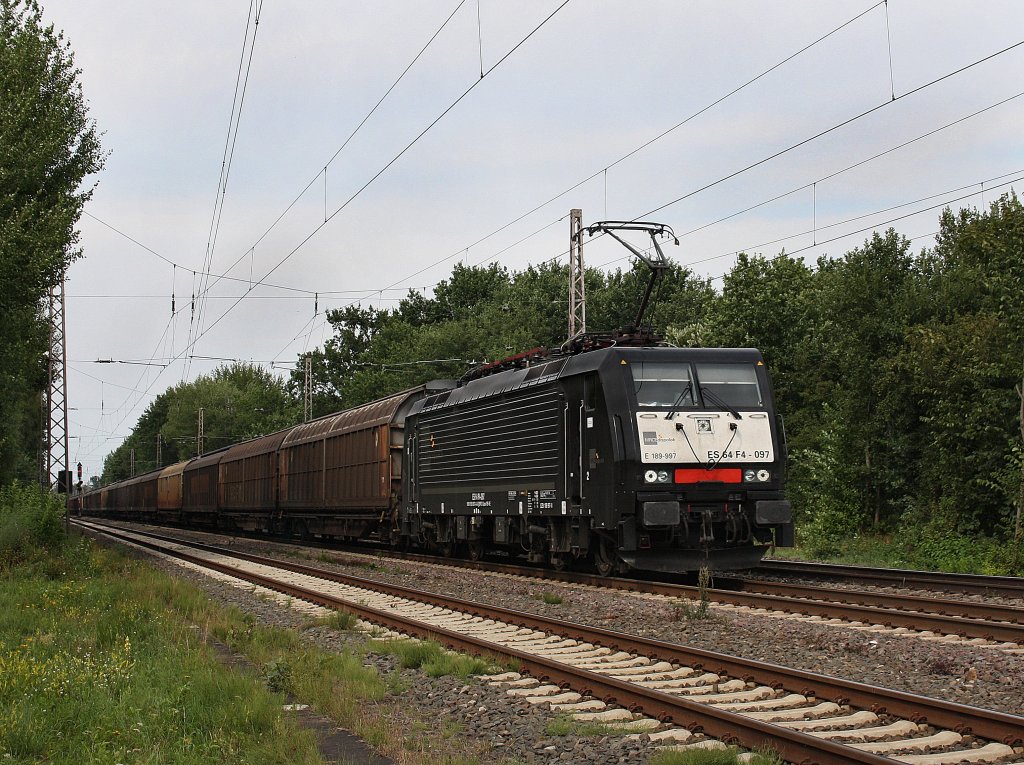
644, 470, 671, 484
743, 469, 757, 482
757, 469, 771, 482
744, 469, 772, 483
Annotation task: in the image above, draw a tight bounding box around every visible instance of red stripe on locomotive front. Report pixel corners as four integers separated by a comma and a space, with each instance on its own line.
674, 468, 742, 484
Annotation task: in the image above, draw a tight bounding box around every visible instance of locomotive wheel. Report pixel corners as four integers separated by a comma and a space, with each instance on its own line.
593, 538, 617, 577
467, 540, 484, 561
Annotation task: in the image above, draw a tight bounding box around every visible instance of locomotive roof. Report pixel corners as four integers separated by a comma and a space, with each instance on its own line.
412, 346, 765, 415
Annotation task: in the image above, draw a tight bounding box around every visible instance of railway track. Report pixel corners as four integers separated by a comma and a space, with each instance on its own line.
80, 519, 1024, 650
75, 519, 1024, 765
753, 560, 1024, 599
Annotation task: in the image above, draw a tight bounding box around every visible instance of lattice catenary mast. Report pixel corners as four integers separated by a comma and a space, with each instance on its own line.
304, 356, 312, 422
568, 208, 585, 338
39, 275, 70, 492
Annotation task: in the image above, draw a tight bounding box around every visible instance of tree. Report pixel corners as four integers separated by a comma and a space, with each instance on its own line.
901, 195, 1024, 536
103, 364, 299, 482
0, 0, 104, 483
796, 230, 923, 531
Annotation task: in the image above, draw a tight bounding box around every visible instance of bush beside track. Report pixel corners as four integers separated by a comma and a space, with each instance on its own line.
0, 489, 325, 764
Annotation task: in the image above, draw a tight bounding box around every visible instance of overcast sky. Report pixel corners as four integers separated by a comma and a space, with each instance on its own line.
42, 1, 1024, 478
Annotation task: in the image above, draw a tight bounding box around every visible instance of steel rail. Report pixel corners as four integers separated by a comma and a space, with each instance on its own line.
77, 519, 1024, 639
721, 579, 1024, 625
755, 560, 1024, 599
75, 520, 1024, 751
222, 533, 1024, 641
187, 527, 1024, 629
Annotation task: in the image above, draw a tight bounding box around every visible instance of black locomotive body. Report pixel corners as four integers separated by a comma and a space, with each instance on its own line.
402, 346, 793, 572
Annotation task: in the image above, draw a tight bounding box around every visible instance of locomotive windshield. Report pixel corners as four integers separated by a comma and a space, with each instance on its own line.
694, 362, 763, 408
632, 361, 695, 408
631, 361, 763, 409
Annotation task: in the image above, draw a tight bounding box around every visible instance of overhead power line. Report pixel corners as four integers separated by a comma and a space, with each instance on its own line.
638, 38, 1024, 222
72, 2, 573, 468
370, 1, 889, 298
191, 0, 470, 313
183, 1, 572, 363
189, 0, 264, 379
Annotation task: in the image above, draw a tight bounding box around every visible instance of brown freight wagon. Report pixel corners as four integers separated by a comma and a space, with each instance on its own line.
182, 449, 228, 526
80, 486, 101, 516
157, 461, 189, 524
218, 429, 291, 532
277, 384, 446, 540
111, 480, 133, 520
128, 469, 161, 522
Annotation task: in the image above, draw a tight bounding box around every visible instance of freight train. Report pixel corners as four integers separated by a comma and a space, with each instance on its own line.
75, 344, 793, 573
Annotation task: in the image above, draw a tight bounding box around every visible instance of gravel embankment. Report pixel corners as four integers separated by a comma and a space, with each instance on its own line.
89, 522, 1024, 763
202, 530, 1024, 715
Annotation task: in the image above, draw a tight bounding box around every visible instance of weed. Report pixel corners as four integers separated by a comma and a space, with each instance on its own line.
263, 657, 292, 692
423, 652, 492, 678
368, 639, 494, 677
649, 745, 782, 765
544, 714, 624, 736
675, 566, 713, 620
320, 609, 359, 631
0, 481, 67, 568
531, 591, 564, 605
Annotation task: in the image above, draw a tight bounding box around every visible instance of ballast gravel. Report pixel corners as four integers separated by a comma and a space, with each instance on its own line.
93, 523, 1024, 763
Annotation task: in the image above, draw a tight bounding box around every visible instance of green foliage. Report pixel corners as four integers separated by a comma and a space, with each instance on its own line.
294, 260, 712, 411
0, 481, 66, 566
0, 1, 105, 484
0, 543, 323, 764
532, 591, 564, 605
648, 745, 782, 765
694, 197, 1024, 570
104, 362, 300, 482
544, 714, 623, 736
367, 639, 492, 678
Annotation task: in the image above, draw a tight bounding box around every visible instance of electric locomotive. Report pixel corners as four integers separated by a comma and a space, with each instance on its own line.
401, 344, 792, 573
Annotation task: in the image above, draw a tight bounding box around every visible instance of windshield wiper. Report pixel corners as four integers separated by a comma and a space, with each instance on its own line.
664, 381, 694, 420
700, 386, 743, 420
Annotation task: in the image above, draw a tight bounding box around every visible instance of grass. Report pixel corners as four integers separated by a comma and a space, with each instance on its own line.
312, 608, 360, 631
648, 746, 783, 765
531, 591, 564, 605
544, 715, 625, 736
2, 492, 522, 764
0, 541, 323, 764
673, 566, 714, 621
772, 528, 1024, 575
367, 638, 496, 678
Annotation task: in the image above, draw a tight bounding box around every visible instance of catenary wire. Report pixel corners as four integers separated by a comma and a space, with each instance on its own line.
190, 0, 264, 379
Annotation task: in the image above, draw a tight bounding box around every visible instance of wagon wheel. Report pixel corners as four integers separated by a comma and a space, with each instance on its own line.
593, 536, 617, 577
